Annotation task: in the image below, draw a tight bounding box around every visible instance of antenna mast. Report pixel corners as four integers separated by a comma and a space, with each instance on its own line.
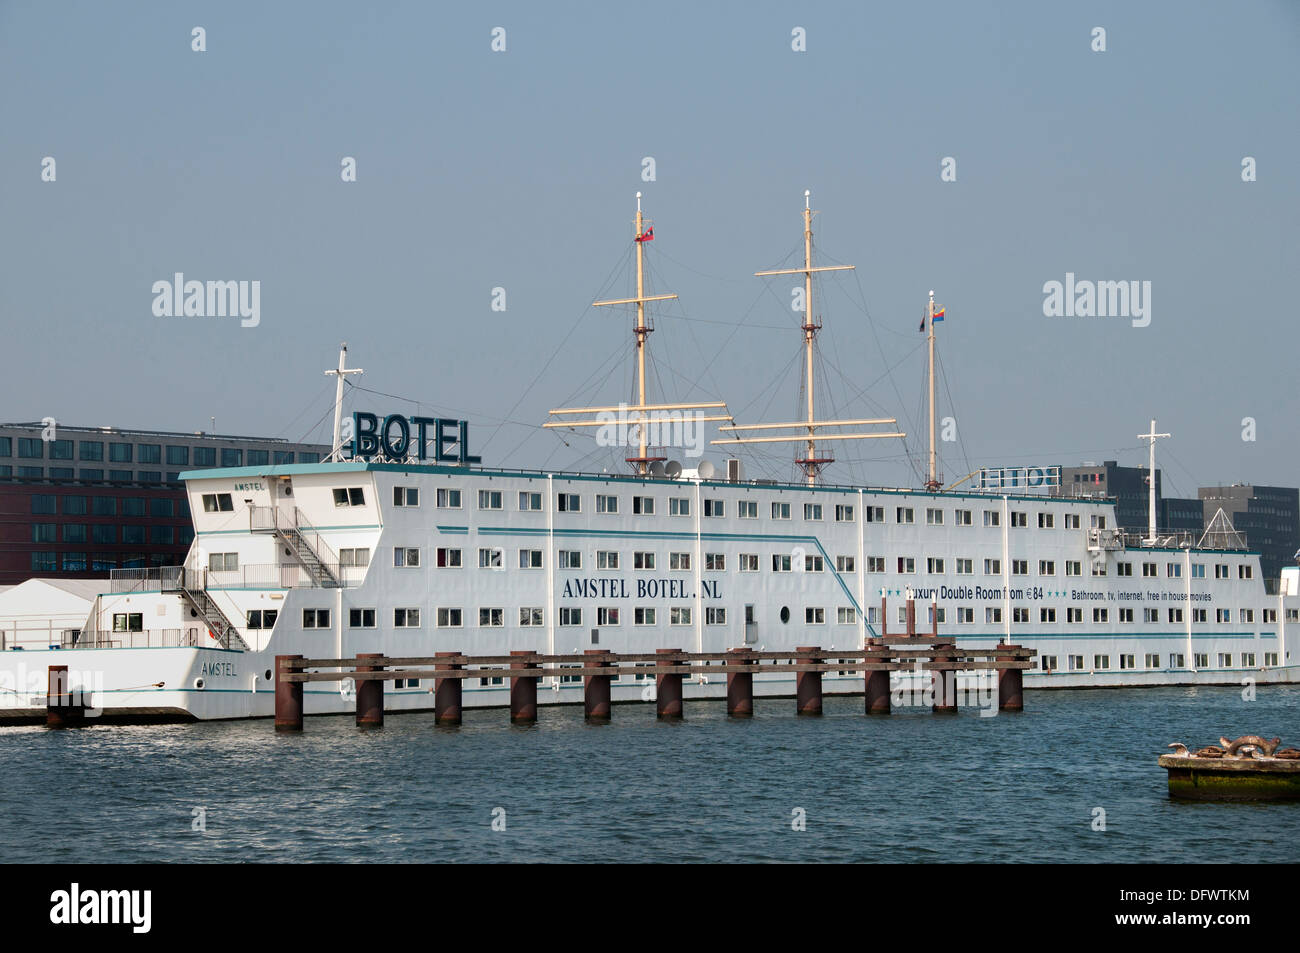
325, 343, 364, 461
1138, 419, 1171, 544
712, 190, 904, 485
545, 194, 733, 475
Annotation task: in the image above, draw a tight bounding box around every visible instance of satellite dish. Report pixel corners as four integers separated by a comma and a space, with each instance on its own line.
648, 460, 666, 477
696, 460, 716, 480
664, 460, 683, 479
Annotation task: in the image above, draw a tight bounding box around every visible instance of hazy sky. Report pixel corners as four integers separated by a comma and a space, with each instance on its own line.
3, 1, 1297, 496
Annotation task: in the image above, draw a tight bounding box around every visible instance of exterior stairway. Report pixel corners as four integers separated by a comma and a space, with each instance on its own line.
269, 508, 342, 588
179, 583, 250, 651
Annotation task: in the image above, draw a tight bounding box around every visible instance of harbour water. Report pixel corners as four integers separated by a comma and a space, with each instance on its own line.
4, 686, 1299, 863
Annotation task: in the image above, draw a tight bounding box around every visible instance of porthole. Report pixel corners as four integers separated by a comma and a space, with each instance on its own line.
780, 606, 790, 624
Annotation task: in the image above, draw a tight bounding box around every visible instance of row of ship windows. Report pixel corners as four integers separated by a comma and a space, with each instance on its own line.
310, 545, 1255, 581
369, 486, 1108, 530
1, 437, 316, 467
1040, 652, 1277, 671
287, 604, 1295, 630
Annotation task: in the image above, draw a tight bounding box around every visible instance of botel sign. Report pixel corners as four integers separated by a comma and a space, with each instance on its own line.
348, 412, 482, 464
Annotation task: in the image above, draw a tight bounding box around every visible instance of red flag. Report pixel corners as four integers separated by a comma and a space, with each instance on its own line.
635, 227, 654, 243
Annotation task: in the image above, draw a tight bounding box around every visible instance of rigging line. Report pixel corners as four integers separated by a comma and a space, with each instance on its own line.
297, 388, 350, 448
850, 267, 921, 447
479, 243, 634, 456
935, 348, 974, 484
496, 342, 632, 465
277, 381, 336, 443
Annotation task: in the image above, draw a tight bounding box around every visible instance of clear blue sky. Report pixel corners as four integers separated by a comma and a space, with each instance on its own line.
2, 1, 1297, 496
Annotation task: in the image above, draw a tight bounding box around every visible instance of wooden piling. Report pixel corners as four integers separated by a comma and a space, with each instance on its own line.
45, 665, 84, 728
583, 649, 612, 721
434, 651, 462, 726
656, 648, 684, 719
997, 643, 1024, 712
510, 650, 539, 723
355, 653, 384, 728
795, 646, 823, 715
274, 654, 304, 732
864, 641, 891, 715
726, 647, 754, 717
932, 665, 958, 713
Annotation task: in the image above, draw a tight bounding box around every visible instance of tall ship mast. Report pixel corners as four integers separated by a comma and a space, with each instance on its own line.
923, 290, 945, 491
712, 191, 904, 484
543, 192, 733, 474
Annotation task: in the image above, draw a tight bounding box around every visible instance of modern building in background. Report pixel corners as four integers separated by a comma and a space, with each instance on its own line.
1198, 484, 1300, 587
1052, 461, 1199, 534
0, 422, 329, 585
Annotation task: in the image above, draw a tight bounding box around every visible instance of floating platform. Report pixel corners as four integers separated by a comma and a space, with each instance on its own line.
1159, 736, 1300, 801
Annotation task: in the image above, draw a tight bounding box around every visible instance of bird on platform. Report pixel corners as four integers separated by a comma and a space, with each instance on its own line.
1167, 743, 1189, 756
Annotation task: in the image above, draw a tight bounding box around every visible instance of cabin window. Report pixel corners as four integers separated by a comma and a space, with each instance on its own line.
209, 552, 238, 572
596, 550, 619, 570
112, 613, 143, 632
519, 608, 544, 627
558, 550, 582, 569
333, 487, 365, 507
805, 607, 825, 625
835, 504, 854, 522
804, 503, 822, 520
479, 547, 503, 568
634, 607, 656, 626
669, 497, 690, 516
434, 548, 460, 568
633, 496, 654, 515
394, 547, 421, 568
437, 488, 462, 508
518, 549, 543, 569
394, 608, 420, 628
479, 608, 504, 627
737, 500, 757, 519
670, 607, 692, 626
595, 494, 618, 514
804, 555, 824, 572
836, 555, 854, 573
339, 548, 369, 567
771, 501, 791, 520
708, 607, 728, 625
706, 553, 726, 571
739, 554, 759, 572
670, 552, 691, 570
559, 607, 583, 626
202, 493, 234, 513
478, 490, 503, 510
393, 486, 419, 506
519, 491, 542, 511
926, 508, 943, 525
437, 608, 462, 627
303, 609, 331, 629
557, 493, 580, 512
247, 610, 278, 629
348, 609, 376, 628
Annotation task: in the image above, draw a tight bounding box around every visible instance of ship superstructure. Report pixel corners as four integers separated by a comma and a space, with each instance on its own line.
1, 195, 1295, 722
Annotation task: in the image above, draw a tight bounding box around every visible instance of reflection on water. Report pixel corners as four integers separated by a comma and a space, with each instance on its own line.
3, 686, 1298, 862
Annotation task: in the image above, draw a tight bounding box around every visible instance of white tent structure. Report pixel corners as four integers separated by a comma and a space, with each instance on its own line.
0, 578, 103, 651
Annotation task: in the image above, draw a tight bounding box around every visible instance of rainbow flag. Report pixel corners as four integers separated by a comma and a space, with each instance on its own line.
932, 307, 945, 322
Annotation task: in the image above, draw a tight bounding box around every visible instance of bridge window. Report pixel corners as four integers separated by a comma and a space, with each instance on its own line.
112, 613, 144, 632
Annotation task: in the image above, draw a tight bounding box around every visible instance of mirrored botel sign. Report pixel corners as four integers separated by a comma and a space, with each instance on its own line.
977, 466, 1060, 490
347, 412, 482, 464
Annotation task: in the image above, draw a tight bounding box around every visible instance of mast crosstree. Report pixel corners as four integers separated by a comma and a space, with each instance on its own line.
545, 193, 733, 475
712, 191, 904, 485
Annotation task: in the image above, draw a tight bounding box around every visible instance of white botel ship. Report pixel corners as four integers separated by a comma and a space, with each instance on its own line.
3, 193, 1297, 721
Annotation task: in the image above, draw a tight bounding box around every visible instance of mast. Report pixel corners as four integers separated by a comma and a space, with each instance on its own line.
925, 290, 940, 491
1138, 419, 1170, 543
712, 190, 904, 485
545, 194, 733, 475
325, 343, 364, 461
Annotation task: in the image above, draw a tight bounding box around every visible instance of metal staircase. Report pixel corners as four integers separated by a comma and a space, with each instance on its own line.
271, 508, 342, 588
179, 581, 250, 651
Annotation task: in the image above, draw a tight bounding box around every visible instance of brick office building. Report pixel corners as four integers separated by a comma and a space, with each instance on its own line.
0, 422, 328, 585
